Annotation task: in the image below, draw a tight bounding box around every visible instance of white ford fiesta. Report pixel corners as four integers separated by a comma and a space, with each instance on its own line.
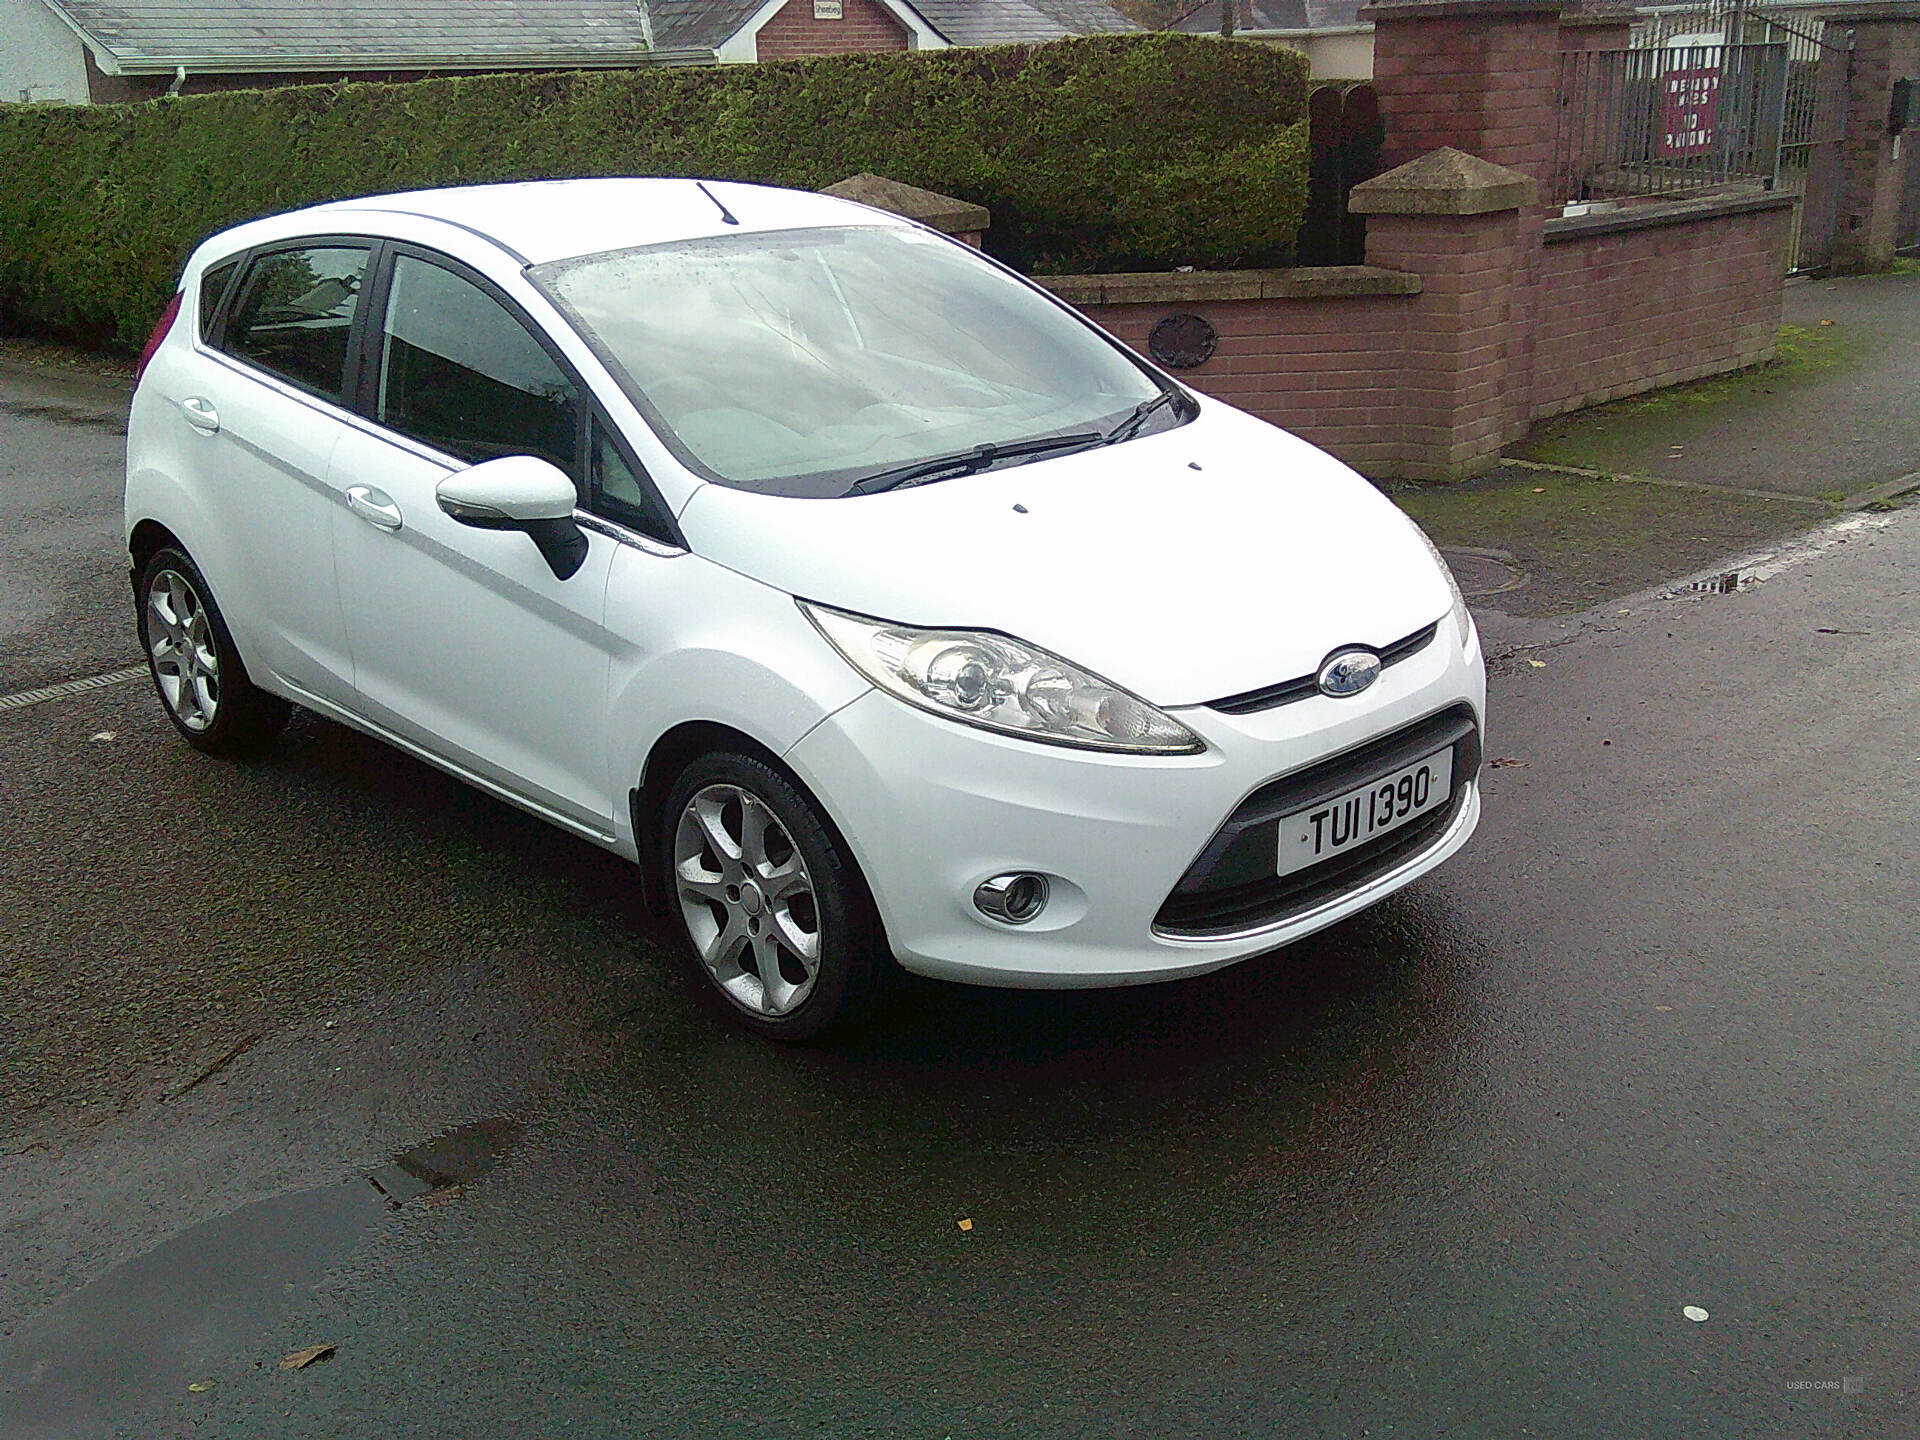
125, 178, 1485, 1038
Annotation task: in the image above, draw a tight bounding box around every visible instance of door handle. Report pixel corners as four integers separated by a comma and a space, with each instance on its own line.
181, 396, 220, 434
345, 485, 403, 531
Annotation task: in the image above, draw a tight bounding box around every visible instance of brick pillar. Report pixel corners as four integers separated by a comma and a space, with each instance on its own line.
1351, 148, 1536, 480
1361, 1, 1565, 467
1360, 0, 1565, 187
1825, 5, 1920, 274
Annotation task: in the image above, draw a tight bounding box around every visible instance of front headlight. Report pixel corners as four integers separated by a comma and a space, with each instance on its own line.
802, 603, 1203, 755
1407, 518, 1474, 649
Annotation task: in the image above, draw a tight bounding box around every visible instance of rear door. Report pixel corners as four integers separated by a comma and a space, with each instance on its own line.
327, 246, 618, 837
188, 239, 372, 706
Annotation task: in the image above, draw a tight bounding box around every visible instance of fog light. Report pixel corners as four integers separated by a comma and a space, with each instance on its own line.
973, 872, 1049, 925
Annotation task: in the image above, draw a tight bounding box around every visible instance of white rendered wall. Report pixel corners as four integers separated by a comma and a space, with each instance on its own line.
0, 0, 89, 104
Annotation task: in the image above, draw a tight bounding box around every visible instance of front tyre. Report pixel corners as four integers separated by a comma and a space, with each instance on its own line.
662, 751, 885, 1041
136, 546, 290, 754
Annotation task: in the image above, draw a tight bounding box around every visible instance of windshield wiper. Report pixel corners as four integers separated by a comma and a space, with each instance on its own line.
1106, 389, 1180, 446
845, 431, 1106, 496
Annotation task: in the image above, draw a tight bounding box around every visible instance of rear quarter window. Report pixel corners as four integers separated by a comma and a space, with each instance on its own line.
197, 258, 240, 343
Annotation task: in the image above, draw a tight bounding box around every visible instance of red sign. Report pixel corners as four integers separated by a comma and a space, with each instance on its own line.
1660, 67, 1720, 156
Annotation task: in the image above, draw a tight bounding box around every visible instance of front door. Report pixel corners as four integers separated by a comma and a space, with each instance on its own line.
328, 249, 617, 837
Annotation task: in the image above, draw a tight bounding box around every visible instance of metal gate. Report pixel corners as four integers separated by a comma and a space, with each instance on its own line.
1633, 2, 1851, 272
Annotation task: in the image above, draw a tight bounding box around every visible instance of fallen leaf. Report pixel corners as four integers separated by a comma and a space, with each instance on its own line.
1488, 757, 1529, 769
956, 1218, 974, 1232
188, 1380, 216, 1393
1525, 659, 1547, 669
278, 1342, 337, 1371
1819, 318, 1835, 326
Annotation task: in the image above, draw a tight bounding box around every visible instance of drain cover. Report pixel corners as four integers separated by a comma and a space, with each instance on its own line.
1441, 549, 1527, 598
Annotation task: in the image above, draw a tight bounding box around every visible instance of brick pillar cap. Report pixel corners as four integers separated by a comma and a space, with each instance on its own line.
1560, 1, 1635, 27
1358, 0, 1565, 19
820, 173, 991, 235
1812, 2, 1920, 19
1348, 147, 1537, 215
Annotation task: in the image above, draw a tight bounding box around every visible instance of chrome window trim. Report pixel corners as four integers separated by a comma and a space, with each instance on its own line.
574, 510, 685, 557
193, 345, 462, 470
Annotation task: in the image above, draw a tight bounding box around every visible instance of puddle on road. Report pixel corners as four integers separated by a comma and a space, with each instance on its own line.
368, 1115, 523, 1203
1656, 513, 1899, 603
1677, 567, 1758, 595
0, 1116, 522, 1438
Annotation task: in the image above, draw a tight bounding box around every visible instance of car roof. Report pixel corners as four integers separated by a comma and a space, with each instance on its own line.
221, 178, 909, 269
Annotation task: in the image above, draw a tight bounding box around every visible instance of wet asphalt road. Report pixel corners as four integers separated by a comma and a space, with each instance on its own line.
2, 394, 1916, 1438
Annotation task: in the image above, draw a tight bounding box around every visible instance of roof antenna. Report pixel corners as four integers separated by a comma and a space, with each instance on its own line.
695, 181, 740, 226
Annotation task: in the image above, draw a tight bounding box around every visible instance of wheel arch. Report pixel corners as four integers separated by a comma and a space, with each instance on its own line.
127, 518, 184, 592
629, 720, 886, 951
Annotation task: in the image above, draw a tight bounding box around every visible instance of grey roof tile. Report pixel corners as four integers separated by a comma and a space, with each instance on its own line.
44, 0, 1141, 72
46, 0, 708, 69
906, 0, 1138, 44
1172, 0, 1363, 31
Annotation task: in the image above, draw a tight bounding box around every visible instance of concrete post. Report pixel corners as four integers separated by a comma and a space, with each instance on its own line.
820, 173, 990, 247
1351, 148, 1537, 479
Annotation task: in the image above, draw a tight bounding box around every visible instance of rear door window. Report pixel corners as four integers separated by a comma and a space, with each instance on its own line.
374, 253, 579, 476
222, 245, 371, 404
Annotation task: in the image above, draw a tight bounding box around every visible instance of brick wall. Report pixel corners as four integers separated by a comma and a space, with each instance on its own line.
755, 0, 910, 59
1074, 296, 1414, 475
1045, 186, 1790, 481
1532, 202, 1791, 417
1040, 1, 1801, 480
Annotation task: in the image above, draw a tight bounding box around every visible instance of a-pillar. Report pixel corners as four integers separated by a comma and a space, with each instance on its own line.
1351, 148, 1536, 480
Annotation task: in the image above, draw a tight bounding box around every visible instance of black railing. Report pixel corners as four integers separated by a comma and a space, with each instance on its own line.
1554, 42, 1790, 206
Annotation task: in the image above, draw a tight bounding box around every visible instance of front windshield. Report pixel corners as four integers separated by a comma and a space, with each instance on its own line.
530, 226, 1177, 498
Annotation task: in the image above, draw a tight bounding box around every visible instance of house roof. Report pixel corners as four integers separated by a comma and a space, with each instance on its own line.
1171, 0, 1365, 32
906, 0, 1138, 45
44, 0, 1139, 76
41, 1, 694, 73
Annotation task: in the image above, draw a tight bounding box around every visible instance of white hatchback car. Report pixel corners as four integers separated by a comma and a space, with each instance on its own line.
126, 178, 1484, 1038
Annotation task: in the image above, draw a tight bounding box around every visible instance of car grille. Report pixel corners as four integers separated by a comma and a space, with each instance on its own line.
1207, 621, 1440, 716
1154, 704, 1480, 938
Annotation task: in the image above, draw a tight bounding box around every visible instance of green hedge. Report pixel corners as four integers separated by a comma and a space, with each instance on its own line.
0, 35, 1307, 350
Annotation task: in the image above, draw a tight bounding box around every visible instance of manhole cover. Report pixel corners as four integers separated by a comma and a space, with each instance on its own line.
1441, 549, 1527, 598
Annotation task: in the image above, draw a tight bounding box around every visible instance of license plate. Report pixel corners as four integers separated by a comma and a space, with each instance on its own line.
1277, 747, 1453, 878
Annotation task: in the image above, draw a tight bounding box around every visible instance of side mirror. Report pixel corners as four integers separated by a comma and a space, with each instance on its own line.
436, 456, 588, 580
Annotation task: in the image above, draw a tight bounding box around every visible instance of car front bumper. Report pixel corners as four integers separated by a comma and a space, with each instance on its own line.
783, 619, 1486, 988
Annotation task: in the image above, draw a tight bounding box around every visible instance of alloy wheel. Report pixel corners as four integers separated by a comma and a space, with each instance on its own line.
146, 568, 221, 731
673, 783, 822, 1018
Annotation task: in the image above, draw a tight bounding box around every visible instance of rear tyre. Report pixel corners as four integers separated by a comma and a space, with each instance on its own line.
661, 751, 886, 1041
136, 546, 291, 754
